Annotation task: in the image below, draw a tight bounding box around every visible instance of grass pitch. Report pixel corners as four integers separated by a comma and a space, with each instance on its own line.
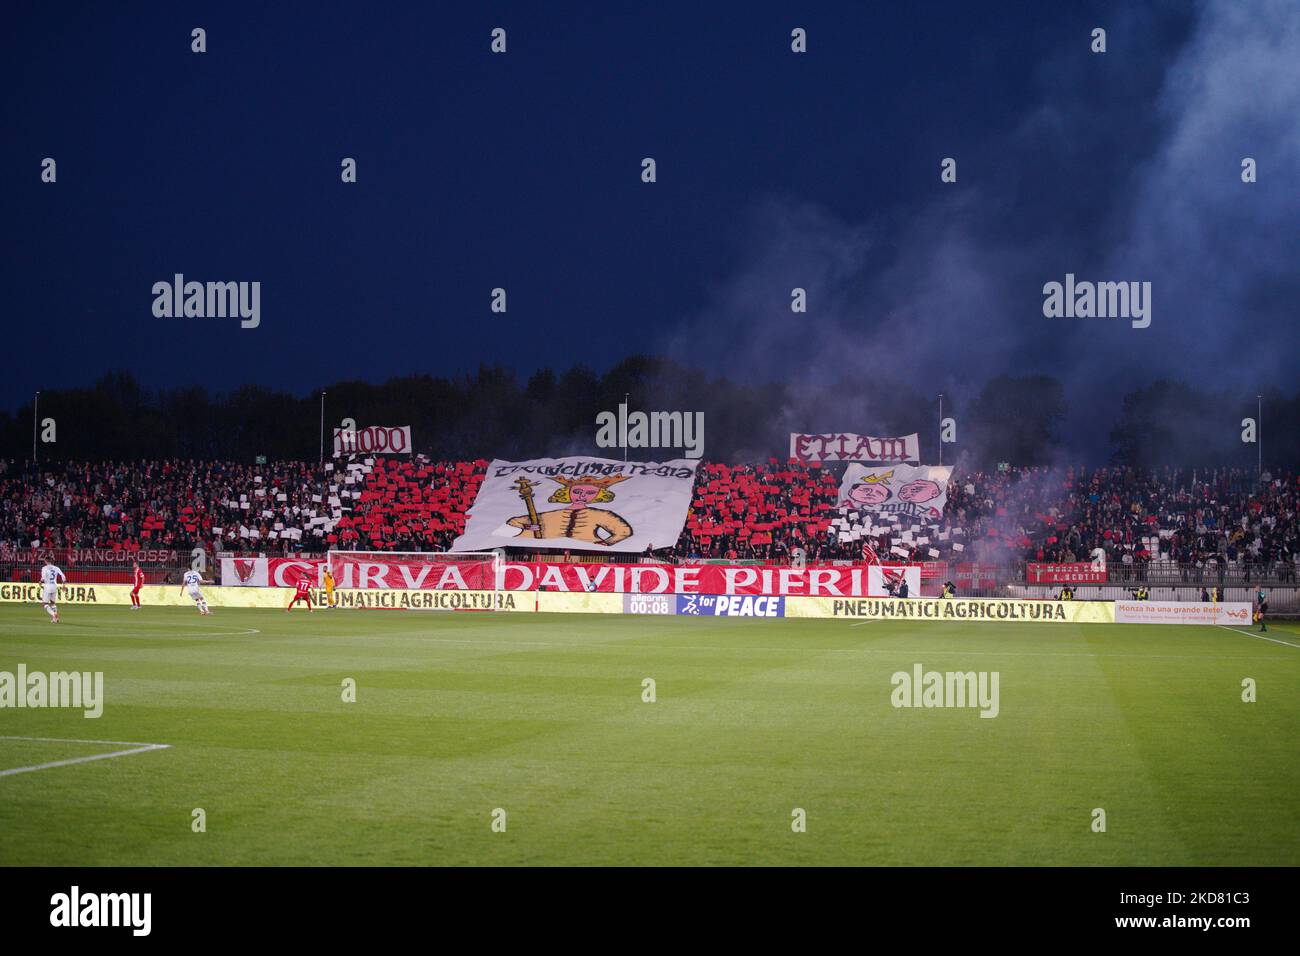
1, 604, 1297, 866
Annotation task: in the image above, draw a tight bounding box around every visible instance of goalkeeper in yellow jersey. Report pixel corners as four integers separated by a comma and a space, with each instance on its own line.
323, 567, 337, 609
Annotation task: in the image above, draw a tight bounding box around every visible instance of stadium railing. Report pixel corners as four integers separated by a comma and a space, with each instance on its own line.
5, 546, 1295, 592
0, 549, 210, 585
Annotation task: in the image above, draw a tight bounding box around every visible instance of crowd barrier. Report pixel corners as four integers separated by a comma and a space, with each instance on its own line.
1011, 584, 1295, 613
0, 582, 315, 609
0, 583, 1265, 626
0, 582, 1109, 623
0, 582, 588, 614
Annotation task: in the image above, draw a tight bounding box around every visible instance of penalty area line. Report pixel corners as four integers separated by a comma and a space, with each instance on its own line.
1215, 625, 1300, 649
79, 621, 263, 638
0, 736, 170, 779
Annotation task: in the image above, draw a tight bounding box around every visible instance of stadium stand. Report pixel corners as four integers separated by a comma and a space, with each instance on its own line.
1, 457, 1296, 582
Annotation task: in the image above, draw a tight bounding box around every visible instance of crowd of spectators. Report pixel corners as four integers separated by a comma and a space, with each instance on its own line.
0, 458, 333, 554
1030, 467, 1298, 581
1, 457, 1296, 579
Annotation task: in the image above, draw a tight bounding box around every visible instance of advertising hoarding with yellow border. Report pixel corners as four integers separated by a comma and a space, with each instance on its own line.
1, 582, 313, 609
0, 583, 622, 615
328, 589, 621, 614
784, 595, 1115, 624
2, 583, 1112, 622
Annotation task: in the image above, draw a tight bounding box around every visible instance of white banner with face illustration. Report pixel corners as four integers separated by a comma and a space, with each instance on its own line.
451, 457, 700, 553
836, 464, 953, 526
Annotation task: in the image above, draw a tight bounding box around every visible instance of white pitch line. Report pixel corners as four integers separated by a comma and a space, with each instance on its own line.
1215, 624, 1300, 649
134, 628, 261, 638
0, 736, 170, 779
91, 622, 263, 637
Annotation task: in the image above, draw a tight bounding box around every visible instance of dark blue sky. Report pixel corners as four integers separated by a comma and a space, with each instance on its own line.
3, 1, 1297, 431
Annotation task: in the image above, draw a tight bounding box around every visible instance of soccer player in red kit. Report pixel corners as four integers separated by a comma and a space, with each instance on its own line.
130, 562, 144, 609
286, 574, 314, 612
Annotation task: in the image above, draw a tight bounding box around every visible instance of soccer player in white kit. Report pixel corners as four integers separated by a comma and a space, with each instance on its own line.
181, 569, 212, 615
39, 562, 66, 623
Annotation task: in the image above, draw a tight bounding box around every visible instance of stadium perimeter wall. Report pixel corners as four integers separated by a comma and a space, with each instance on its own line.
1011, 585, 1297, 613
2, 582, 1129, 623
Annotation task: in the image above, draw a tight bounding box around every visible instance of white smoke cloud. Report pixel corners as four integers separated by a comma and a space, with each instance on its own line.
664, 0, 1300, 460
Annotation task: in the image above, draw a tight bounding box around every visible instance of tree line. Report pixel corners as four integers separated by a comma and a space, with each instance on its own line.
1, 359, 1295, 472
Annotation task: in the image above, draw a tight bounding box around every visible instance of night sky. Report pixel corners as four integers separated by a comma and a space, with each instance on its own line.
3, 1, 1297, 443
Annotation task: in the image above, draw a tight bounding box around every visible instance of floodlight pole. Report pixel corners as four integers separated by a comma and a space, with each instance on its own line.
1257, 394, 1262, 477
938, 393, 943, 467
320, 391, 326, 464
32, 391, 39, 462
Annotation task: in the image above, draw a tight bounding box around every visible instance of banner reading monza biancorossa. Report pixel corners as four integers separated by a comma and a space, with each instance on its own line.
451, 457, 700, 553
